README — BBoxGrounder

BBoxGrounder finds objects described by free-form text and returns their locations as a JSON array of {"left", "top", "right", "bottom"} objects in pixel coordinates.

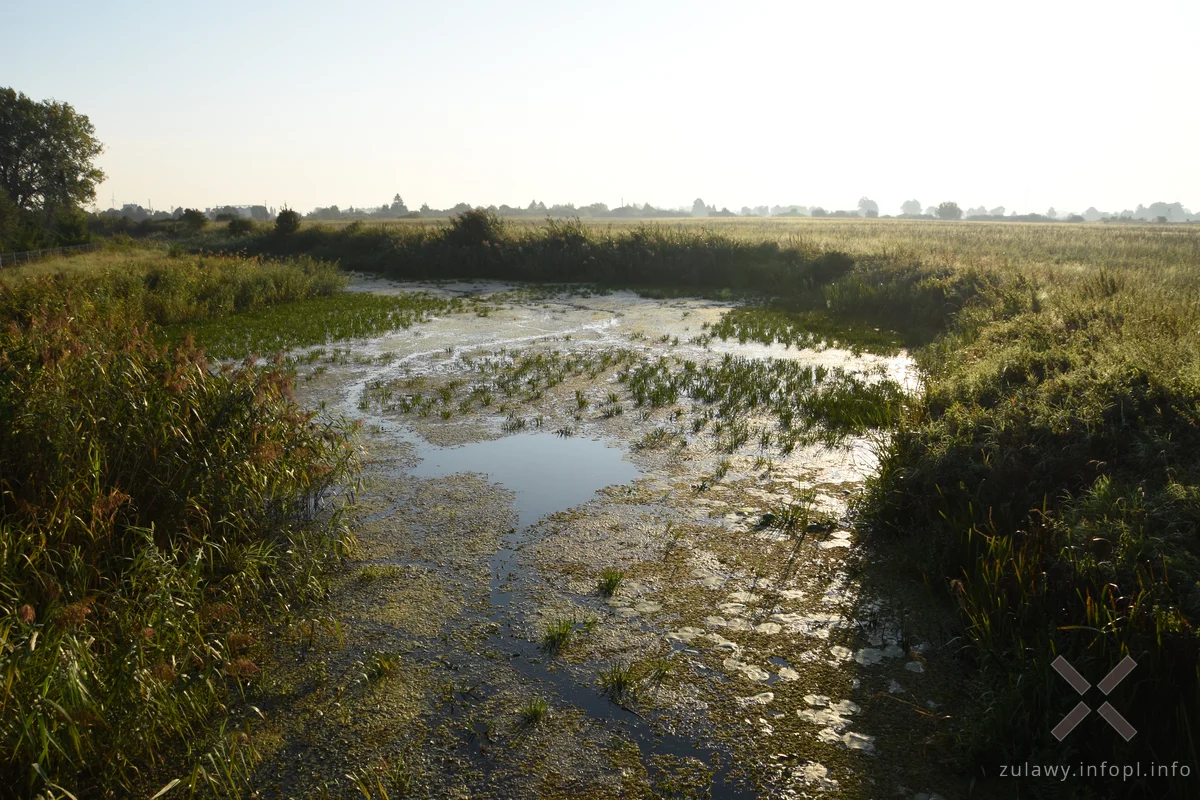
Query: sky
[{"left": 3, "top": 0, "right": 1197, "bottom": 216}]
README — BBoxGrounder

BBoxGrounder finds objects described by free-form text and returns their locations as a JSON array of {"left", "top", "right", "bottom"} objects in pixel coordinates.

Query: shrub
[
  {"left": 228, "top": 217, "right": 255, "bottom": 235},
  {"left": 445, "top": 207, "right": 506, "bottom": 248},
  {"left": 180, "top": 208, "right": 207, "bottom": 231},
  {"left": 274, "top": 207, "right": 301, "bottom": 236}
]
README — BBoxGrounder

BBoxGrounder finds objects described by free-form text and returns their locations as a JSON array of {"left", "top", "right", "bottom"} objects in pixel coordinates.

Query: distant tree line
[
  {"left": 90, "top": 192, "right": 1200, "bottom": 235},
  {"left": 276, "top": 195, "right": 1198, "bottom": 224}
]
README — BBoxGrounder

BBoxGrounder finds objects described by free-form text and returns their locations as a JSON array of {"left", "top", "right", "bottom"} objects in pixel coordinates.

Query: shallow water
[
  {"left": 404, "top": 431, "right": 755, "bottom": 796},
  {"left": 409, "top": 432, "right": 640, "bottom": 529}
]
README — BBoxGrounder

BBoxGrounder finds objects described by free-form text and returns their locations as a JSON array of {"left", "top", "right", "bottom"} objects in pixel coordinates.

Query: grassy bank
[
  {"left": 860, "top": 269, "right": 1200, "bottom": 793},
  {"left": 0, "top": 252, "right": 362, "bottom": 797}
]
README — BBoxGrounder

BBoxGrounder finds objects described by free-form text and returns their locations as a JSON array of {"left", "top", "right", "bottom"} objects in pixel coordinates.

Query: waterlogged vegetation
[
  {"left": 171, "top": 290, "right": 474, "bottom": 360},
  {"left": 365, "top": 345, "right": 904, "bottom": 452}
]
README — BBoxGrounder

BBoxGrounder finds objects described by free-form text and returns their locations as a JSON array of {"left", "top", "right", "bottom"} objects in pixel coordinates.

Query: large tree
[
  {"left": 936, "top": 201, "right": 963, "bottom": 220},
  {"left": 0, "top": 88, "right": 104, "bottom": 222}
]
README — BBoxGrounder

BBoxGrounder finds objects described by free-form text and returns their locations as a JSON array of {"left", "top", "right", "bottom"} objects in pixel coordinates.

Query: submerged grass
[{"left": 167, "top": 291, "right": 470, "bottom": 359}]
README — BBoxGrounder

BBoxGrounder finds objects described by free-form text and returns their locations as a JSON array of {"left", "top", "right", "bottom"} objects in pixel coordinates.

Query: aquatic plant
[
  {"left": 519, "top": 696, "right": 550, "bottom": 726},
  {"left": 599, "top": 661, "right": 637, "bottom": 704},
  {"left": 540, "top": 617, "right": 574, "bottom": 654},
  {"left": 597, "top": 567, "right": 626, "bottom": 597}
]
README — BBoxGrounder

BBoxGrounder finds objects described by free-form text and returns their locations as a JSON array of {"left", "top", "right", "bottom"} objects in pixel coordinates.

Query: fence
[{"left": 0, "top": 241, "right": 103, "bottom": 268}]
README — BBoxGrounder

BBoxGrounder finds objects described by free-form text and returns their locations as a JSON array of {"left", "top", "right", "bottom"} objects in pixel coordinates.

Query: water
[
  {"left": 404, "top": 429, "right": 754, "bottom": 797},
  {"left": 409, "top": 431, "right": 640, "bottom": 529}
]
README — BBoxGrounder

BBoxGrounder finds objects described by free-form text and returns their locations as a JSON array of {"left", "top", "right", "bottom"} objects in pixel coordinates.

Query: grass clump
[
  {"left": 540, "top": 617, "right": 575, "bottom": 654},
  {"left": 518, "top": 696, "right": 550, "bottom": 726},
  {"left": 599, "top": 661, "right": 637, "bottom": 704},
  {"left": 597, "top": 567, "right": 626, "bottom": 597},
  {"left": 0, "top": 277, "right": 359, "bottom": 796}
]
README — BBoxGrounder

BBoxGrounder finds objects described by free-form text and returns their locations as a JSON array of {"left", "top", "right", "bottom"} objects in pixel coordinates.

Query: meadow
[{"left": 3, "top": 215, "right": 1198, "bottom": 797}]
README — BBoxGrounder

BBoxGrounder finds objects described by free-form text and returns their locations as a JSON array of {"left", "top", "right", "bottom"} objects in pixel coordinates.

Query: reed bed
[{"left": 0, "top": 260, "right": 360, "bottom": 796}]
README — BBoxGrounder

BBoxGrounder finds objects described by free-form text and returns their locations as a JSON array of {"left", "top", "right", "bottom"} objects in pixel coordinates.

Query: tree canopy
[
  {"left": 0, "top": 88, "right": 104, "bottom": 218},
  {"left": 936, "top": 201, "right": 963, "bottom": 220}
]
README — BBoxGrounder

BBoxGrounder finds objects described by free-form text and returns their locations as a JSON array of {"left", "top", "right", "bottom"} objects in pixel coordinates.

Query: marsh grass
[
  {"left": 859, "top": 264, "right": 1200, "bottom": 784},
  {"left": 540, "top": 617, "right": 575, "bottom": 654},
  {"left": 599, "top": 661, "right": 637, "bottom": 704},
  {"left": 0, "top": 269, "right": 360, "bottom": 796},
  {"left": 518, "top": 696, "right": 550, "bottom": 726},
  {"left": 169, "top": 291, "right": 470, "bottom": 360},
  {"left": 597, "top": 567, "right": 626, "bottom": 597}
]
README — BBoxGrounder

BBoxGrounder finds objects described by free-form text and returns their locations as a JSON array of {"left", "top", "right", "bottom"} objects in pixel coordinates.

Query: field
[
  {"left": 2, "top": 217, "right": 1198, "bottom": 798},
  {"left": 281, "top": 214, "right": 1200, "bottom": 275}
]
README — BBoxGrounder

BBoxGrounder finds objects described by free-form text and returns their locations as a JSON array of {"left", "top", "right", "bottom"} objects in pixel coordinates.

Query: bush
[
  {"left": 180, "top": 208, "right": 207, "bottom": 232},
  {"left": 274, "top": 207, "right": 301, "bottom": 236},
  {"left": 0, "top": 276, "right": 359, "bottom": 795},
  {"left": 445, "top": 207, "right": 506, "bottom": 248},
  {"left": 228, "top": 217, "right": 255, "bottom": 235}
]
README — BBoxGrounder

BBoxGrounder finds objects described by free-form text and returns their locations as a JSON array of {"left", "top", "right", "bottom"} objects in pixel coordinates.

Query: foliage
[
  {"left": 173, "top": 290, "right": 468, "bottom": 359},
  {"left": 0, "top": 87, "right": 104, "bottom": 216},
  {"left": 444, "top": 207, "right": 506, "bottom": 247},
  {"left": 274, "top": 207, "right": 301, "bottom": 236},
  {"left": 180, "top": 208, "right": 207, "bottom": 232},
  {"left": 859, "top": 268, "right": 1200, "bottom": 788},
  {"left": 227, "top": 217, "right": 255, "bottom": 235},
  {"left": 936, "top": 201, "right": 963, "bottom": 220},
  {"left": 0, "top": 275, "right": 360, "bottom": 796}
]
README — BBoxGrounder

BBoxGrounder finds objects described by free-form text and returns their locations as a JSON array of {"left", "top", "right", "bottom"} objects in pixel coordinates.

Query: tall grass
[
  {"left": 1, "top": 247, "right": 347, "bottom": 325},
  {"left": 859, "top": 267, "right": 1200, "bottom": 789},
  {"left": 0, "top": 273, "right": 359, "bottom": 795}
]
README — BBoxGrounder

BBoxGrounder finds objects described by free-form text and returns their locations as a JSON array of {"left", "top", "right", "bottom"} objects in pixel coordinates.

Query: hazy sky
[{"left": 4, "top": 0, "right": 1197, "bottom": 215}]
